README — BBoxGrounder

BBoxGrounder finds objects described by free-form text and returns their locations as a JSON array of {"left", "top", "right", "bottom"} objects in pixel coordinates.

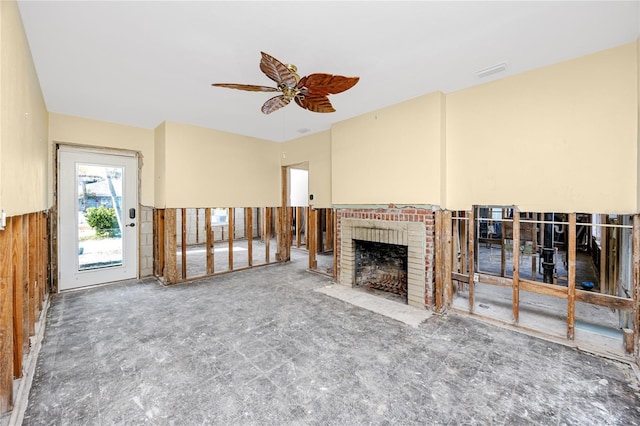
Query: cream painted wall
[
  {"left": 49, "top": 113, "right": 155, "bottom": 207},
  {"left": 281, "top": 130, "right": 332, "bottom": 208},
  {"left": 0, "top": 0, "right": 48, "bottom": 216},
  {"left": 154, "top": 122, "right": 166, "bottom": 208},
  {"left": 446, "top": 42, "right": 638, "bottom": 214},
  {"left": 161, "top": 121, "right": 280, "bottom": 208},
  {"left": 331, "top": 92, "right": 445, "bottom": 206}
]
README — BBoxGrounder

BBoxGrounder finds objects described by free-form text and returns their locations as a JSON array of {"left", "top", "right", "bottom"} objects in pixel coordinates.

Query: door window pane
[{"left": 77, "top": 164, "right": 124, "bottom": 270}]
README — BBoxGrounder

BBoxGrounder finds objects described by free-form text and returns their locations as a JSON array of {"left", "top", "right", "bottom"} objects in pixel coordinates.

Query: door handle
[{"left": 126, "top": 223, "right": 136, "bottom": 227}]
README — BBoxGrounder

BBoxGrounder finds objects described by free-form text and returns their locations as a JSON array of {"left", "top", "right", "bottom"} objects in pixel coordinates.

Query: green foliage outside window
[{"left": 84, "top": 206, "right": 120, "bottom": 238}]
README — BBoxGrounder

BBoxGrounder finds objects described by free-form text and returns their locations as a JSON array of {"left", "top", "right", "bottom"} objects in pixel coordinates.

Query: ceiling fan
[{"left": 212, "top": 52, "right": 359, "bottom": 115}]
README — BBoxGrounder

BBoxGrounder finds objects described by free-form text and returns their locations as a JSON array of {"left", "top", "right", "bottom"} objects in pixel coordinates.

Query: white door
[{"left": 58, "top": 147, "right": 138, "bottom": 290}]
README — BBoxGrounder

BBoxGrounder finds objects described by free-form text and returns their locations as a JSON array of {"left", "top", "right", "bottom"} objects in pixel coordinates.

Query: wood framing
[
  {"left": 333, "top": 209, "right": 338, "bottom": 280},
  {"left": 600, "top": 214, "right": 608, "bottom": 294},
  {"left": 228, "top": 208, "right": 234, "bottom": 270},
  {"left": 512, "top": 213, "right": 520, "bottom": 324},
  {"left": 28, "top": 213, "right": 37, "bottom": 335},
  {"left": 38, "top": 212, "right": 46, "bottom": 310},
  {"left": 246, "top": 208, "right": 253, "bottom": 267},
  {"left": 275, "top": 207, "right": 290, "bottom": 262},
  {"left": 567, "top": 213, "right": 576, "bottom": 340},
  {"left": 265, "top": 207, "right": 271, "bottom": 264},
  {"left": 205, "top": 208, "right": 214, "bottom": 274},
  {"left": 11, "top": 216, "right": 25, "bottom": 377},
  {"left": 20, "top": 217, "right": 29, "bottom": 359},
  {"left": 305, "top": 207, "right": 310, "bottom": 251},
  {"left": 164, "top": 209, "right": 178, "bottom": 284},
  {"left": 434, "top": 209, "right": 443, "bottom": 312},
  {"left": 0, "top": 219, "right": 13, "bottom": 413},
  {"left": 325, "top": 209, "right": 333, "bottom": 252},
  {"left": 467, "top": 210, "right": 475, "bottom": 314},
  {"left": 633, "top": 214, "right": 639, "bottom": 357},
  {"left": 181, "top": 208, "right": 187, "bottom": 279},
  {"left": 308, "top": 208, "right": 317, "bottom": 269},
  {"left": 153, "top": 209, "right": 165, "bottom": 277},
  {"left": 295, "top": 207, "right": 302, "bottom": 248},
  {"left": 443, "top": 211, "right": 453, "bottom": 308}
]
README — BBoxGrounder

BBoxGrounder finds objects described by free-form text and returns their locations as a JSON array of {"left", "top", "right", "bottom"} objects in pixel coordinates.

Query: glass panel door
[{"left": 58, "top": 147, "right": 138, "bottom": 290}]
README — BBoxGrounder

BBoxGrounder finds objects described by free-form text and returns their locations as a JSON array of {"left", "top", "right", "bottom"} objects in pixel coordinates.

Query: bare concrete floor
[{"left": 24, "top": 260, "right": 640, "bottom": 425}]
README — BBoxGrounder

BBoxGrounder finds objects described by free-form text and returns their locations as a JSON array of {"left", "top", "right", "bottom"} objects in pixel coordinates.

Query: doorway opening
[{"left": 56, "top": 145, "right": 139, "bottom": 291}]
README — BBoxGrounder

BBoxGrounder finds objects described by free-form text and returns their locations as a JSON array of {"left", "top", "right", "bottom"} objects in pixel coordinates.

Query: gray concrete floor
[{"left": 24, "top": 260, "right": 640, "bottom": 425}]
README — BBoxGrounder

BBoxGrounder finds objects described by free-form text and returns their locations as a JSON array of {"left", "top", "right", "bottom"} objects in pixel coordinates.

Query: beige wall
[
  {"left": 446, "top": 42, "right": 638, "bottom": 213},
  {"left": 0, "top": 0, "right": 48, "bottom": 216},
  {"left": 154, "top": 122, "right": 167, "bottom": 208},
  {"left": 160, "top": 121, "right": 280, "bottom": 208},
  {"left": 281, "top": 130, "right": 332, "bottom": 208},
  {"left": 49, "top": 113, "right": 155, "bottom": 207},
  {"left": 331, "top": 92, "right": 445, "bottom": 206}
]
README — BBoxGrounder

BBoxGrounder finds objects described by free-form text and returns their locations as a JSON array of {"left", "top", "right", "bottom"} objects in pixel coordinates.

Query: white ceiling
[{"left": 17, "top": 1, "right": 640, "bottom": 143}]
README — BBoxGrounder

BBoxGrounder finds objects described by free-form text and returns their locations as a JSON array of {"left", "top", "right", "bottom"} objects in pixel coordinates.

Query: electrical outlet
[{"left": 473, "top": 273, "right": 479, "bottom": 283}]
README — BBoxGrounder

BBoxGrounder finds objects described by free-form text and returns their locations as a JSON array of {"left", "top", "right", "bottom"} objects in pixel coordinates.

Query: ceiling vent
[{"left": 474, "top": 61, "right": 508, "bottom": 79}]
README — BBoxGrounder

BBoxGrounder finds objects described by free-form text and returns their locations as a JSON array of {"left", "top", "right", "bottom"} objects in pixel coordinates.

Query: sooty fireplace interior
[{"left": 355, "top": 240, "right": 408, "bottom": 302}]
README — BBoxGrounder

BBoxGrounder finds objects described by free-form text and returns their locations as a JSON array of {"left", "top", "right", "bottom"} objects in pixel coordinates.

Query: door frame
[{"left": 54, "top": 144, "right": 140, "bottom": 292}]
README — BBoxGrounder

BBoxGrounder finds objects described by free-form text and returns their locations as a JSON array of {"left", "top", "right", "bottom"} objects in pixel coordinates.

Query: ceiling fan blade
[
  {"left": 295, "top": 95, "right": 335, "bottom": 113},
  {"left": 298, "top": 74, "right": 359, "bottom": 96},
  {"left": 261, "top": 95, "right": 291, "bottom": 114},
  {"left": 212, "top": 83, "right": 279, "bottom": 92},
  {"left": 259, "top": 52, "right": 298, "bottom": 87}
]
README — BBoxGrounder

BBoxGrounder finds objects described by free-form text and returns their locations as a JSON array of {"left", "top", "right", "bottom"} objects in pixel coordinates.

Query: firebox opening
[{"left": 354, "top": 240, "right": 408, "bottom": 303}]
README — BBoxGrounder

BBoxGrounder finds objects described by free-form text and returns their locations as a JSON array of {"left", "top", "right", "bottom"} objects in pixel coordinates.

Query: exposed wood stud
[
  {"left": 12, "top": 217, "right": 24, "bottom": 378},
  {"left": 228, "top": 208, "right": 234, "bottom": 270},
  {"left": 460, "top": 213, "right": 468, "bottom": 275},
  {"left": 181, "top": 208, "right": 187, "bottom": 280},
  {"left": 452, "top": 214, "right": 460, "bottom": 274},
  {"left": 265, "top": 208, "right": 271, "bottom": 264},
  {"left": 28, "top": 213, "right": 37, "bottom": 335},
  {"left": 315, "top": 209, "right": 323, "bottom": 254},
  {"left": 468, "top": 209, "right": 475, "bottom": 314},
  {"left": 632, "top": 214, "right": 639, "bottom": 357},
  {"left": 444, "top": 210, "right": 453, "bottom": 308},
  {"left": 296, "top": 207, "right": 302, "bottom": 248},
  {"left": 275, "top": 206, "right": 290, "bottom": 262},
  {"left": 36, "top": 213, "right": 43, "bottom": 311},
  {"left": 308, "top": 209, "right": 317, "bottom": 269},
  {"left": 305, "top": 207, "right": 310, "bottom": 248},
  {"left": 500, "top": 209, "right": 507, "bottom": 277},
  {"left": 286, "top": 207, "right": 292, "bottom": 260},
  {"left": 41, "top": 212, "right": 48, "bottom": 302},
  {"left": 205, "top": 208, "right": 213, "bottom": 274},
  {"left": 512, "top": 212, "right": 520, "bottom": 324},
  {"left": 434, "top": 209, "right": 443, "bottom": 312},
  {"left": 0, "top": 219, "right": 14, "bottom": 413},
  {"left": 567, "top": 213, "right": 577, "bottom": 340},
  {"left": 164, "top": 209, "right": 178, "bottom": 284},
  {"left": 326, "top": 209, "right": 333, "bottom": 252},
  {"left": 333, "top": 209, "right": 338, "bottom": 280},
  {"left": 600, "top": 214, "right": 608, "bottom": 294},
  {"left": 246, "top": 208, "right": 253, "bottom": 267},
  {"left": 153, "top": 209, "right": 165, "bottom": 277},
  {"left": 21, "top": 216, "right": 29, "bottom": 359},
  {"left": 195, "top": 208, "right": 200, "bottom": 244}
]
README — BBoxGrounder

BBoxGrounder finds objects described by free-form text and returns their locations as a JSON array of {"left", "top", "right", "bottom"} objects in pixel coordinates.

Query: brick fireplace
[{"left": 336, "top": 207, "right": 436, "bottom": 309}]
